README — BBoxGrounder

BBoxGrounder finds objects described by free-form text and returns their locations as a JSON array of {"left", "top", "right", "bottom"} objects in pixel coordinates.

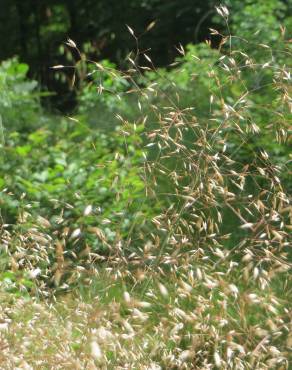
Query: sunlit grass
[
  {"left": 0, "top": 264, "right": 290, "bottom": 368},
  {"left": 0, "top": 5, "right": 291, "bottom": 369}
]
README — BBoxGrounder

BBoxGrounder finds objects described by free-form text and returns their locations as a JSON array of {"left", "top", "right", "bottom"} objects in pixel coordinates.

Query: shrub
[
  {"left": 0, "top": 115, "right": 154, "bottom": 286},
  {"left": 0, "top": 58, "right": 44, "bottom": 134}
]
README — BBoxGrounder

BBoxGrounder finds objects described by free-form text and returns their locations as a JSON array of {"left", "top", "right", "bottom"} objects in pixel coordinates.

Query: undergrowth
[{"left": 0, "top": 4, "right": 291, "bottom": 369}]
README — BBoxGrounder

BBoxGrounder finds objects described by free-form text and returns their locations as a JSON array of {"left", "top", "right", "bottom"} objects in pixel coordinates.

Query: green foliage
[
  {"left": 223, "top": 0, "right": 289, "bottom": 45},
  {"left": 0, "top": 270, "right": 35, "bottom": 298},
  {"left": 0, "top": 58, "right": 42, "bottom": 133},
  {"left": 142, "top": 35, "right": 291, "bottom": 194},
  {"left": 76, "top": 60, "right": 135, "bottom": 130},
  {"left": 0, "top": 3, "right": 291, "bottom": 368},
  {"left": 0, "top": 63, "right": 154, "bottom": 282},
  {"left": 0, "top": 0, "right": 215, "bottom": 111},
  {"left": 0, "top": 118, "right": 150, "bottom": 268},
  {"left": 144, "top": 43, "right": 221, "bottom": 114}
]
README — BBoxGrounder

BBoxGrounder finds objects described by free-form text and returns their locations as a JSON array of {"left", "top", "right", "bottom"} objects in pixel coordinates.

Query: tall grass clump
[{"left": 0, "top": 4, "right": 291, "bottom": 369}]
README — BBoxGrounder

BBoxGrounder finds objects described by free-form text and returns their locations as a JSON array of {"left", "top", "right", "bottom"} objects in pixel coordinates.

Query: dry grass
[
  {"left": 0, "top": 6, "right": 291, "bottom": 369},
  {"left": 0, "top": 267, "right": 290, "bottom": 369}
]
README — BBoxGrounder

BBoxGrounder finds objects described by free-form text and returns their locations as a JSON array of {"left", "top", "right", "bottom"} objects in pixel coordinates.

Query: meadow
[{"left": 0, "top": 3, "right": 291, "bottom": 369}]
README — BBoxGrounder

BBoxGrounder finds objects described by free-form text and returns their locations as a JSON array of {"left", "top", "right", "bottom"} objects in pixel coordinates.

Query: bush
[
  {"left": 0, "top": 115, "right": 154, "bottom": 286},
  {"left": 0, "top": 58, "right": 44, "bottom": 134}
]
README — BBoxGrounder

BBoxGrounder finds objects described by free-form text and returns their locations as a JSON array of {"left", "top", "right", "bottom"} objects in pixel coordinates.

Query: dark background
[
  {"left": 0, "top": 0, "right": 289, "bottom": 111},
  {"left": 0, "top": 0, "right": 218, "bottom": 110}
]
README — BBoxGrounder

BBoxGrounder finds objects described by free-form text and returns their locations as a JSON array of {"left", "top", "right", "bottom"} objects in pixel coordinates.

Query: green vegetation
[{"left": 0, "top": 1, "right": 291, "bottom": 369}]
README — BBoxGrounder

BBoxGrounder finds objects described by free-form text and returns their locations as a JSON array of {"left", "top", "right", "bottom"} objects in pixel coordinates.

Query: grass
[
  {"left": 0, "top": 264, "right": 290, "bottom": 369},
  {"left": 0, "top": 5, "right": 291, "bottom": 369}
]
